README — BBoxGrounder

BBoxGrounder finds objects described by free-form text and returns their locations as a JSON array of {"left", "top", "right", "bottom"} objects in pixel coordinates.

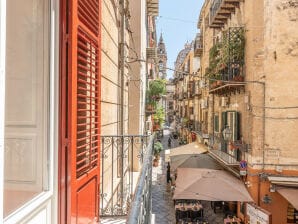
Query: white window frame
[
  {"left": 1, "top": 0, "right": 59, "bottom": 223},
  {"left": 0, "top": 0, "right": 7, "bottom": 221}
]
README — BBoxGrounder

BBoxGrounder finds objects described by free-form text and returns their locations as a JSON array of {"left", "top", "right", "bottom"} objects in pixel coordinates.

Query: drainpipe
[
  {"left": 119, "top": 0, "right": 126, "bottom": 209},
  {"left": 119, "top": 0, "right": 125, "bottom": 135},
  {"left": 247, "top": 81, "right": 265, "bottom": 206},
  {"left": 258, "top": 81, "right": 266, "bottom": 206}
]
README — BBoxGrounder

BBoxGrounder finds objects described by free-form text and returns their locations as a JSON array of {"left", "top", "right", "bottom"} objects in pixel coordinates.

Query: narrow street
[
  {"left": 151, "top": 129, "right": 177, "bottom": 223},
  {"left": 152, "top": 130, "right": 224, "bottom": 224}
]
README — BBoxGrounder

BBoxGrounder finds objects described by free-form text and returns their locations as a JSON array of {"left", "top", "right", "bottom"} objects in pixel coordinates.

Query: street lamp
[{"left": 222, "top": 125, "right": 232, "bottom": 141}]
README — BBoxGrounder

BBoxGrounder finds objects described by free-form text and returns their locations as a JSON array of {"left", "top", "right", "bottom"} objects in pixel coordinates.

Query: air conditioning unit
[
  {"left": 201, "top": 99, "right": 208, "bottom": 109},
  {"left": 221, "top": 97, "right": 228, "bottom": 107}
]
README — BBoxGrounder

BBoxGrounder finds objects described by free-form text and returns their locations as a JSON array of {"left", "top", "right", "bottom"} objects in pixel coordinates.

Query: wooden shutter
[
  {"left": 76, "top": 27, "right": 100, "bottom": 178},
  {"left": 59, "top": 0, "right": 101, "bottom": 223},
  {"left": 221, "top": 111, "right": 227, "bottom": 131}
]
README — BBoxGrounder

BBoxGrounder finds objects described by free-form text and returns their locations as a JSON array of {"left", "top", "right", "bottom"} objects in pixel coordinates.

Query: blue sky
[{"left": 156, "top": 0, "right": 204, "bottom": 78}]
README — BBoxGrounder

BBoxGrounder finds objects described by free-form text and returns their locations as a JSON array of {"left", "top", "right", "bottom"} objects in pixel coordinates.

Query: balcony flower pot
[
  {"left": 153, "top": 158, "right": 159, "bottom": 167},
  {"left": 233, "top": 75, "right": 244, "bottom": 82},
  {"left": 216, "top": 80, "right": 223, "bottom": 86}
]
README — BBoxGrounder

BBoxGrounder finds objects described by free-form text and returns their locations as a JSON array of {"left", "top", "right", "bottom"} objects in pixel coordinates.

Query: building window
[
  {"left": 287, "top": 203, "right": 298, "bottom": 223},
  {"left": 214, "top": 114, "right": 219, "bottom": 133},
  {"left": 4, "top": 0, "right": 50, "bottom": 217}
]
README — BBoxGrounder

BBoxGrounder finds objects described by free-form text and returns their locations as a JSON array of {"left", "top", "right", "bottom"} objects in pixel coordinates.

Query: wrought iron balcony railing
[
  {"left": 209, "top": 0, "right": 240, "bottom": 28},
  {"left": 127, "top": 134, "right": 155, "bottom": 224},
  {"left": 194, "top": 33, "right": 203, "bottom": 57},
  {"left": 100, "top": 135, "right": 150, "bottom": 217}
]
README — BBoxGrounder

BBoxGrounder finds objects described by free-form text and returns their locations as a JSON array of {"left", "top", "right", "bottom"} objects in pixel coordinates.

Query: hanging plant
[{"left": 207, "top": 27, "right": 245, "bottom": 83}]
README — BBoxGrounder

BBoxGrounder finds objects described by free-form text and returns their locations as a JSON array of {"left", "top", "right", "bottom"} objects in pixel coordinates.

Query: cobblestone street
[{"left": 151, "top": 130, "right": 224, "bottom": 224}]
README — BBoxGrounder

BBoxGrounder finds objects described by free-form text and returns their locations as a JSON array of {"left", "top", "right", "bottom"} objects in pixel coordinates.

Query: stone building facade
[{"left": 196, "top": 0, "right": 298, "bottom": 223}]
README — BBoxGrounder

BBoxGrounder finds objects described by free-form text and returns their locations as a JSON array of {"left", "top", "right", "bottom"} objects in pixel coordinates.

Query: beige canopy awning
[
  {"left": 173, "top": 168, "right": 253, "bottom": 202},
  {"left": 165, "top": 142, "right": 207, "bottom": 162},
  {"left": 277, "top": 187, "right": 298, "bottom": 210},
  {"left": 169, "top": 154, "right": 223, "bottom": 171}
]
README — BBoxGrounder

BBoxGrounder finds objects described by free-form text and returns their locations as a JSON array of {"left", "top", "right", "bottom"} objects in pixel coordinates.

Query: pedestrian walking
[
  {"left": 166, "top": 162, "right": 171, "bottom": 183},
  {"left": 168, "top": 137, "right": 172, "bottom": 147}
]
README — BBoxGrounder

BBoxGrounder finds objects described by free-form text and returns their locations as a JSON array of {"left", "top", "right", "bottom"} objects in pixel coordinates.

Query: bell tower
[{"left": 157, "top": 33, "right": 167, "bottom": 79}]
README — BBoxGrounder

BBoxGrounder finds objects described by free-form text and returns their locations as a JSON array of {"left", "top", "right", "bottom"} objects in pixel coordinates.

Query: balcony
[
  {"left": 126, "top": 134, "right": 155, "bottom": 223},
  {"left": 209, "top": 149, "right": 239, "bottom": 166},
  {"left": 145, "top": 104, "right": 156, "bottom": 115},
  {"left": 188, "top": 81, "right": 195, "bottom": 98},
  {"left": 194, "top": 33, "right": 203, "bottom": 57},
  {"left": 100, "top": 135, "right": 151, "bottom": 217},
  {"left": 146, "top": 47, "right": 157, "bottom": 59},
  {"left": 147, "top": 0, "right": 159, "bottom": 17},
  {"left": 193, "top": 82, "right": 202, "bottom": 96},
  {"left": 209, "top": 0, "right": 241, "bottom": 28},
  {"left": 178, "top": 93, "right": 183, "bottom": 101},
  {"left": 208, "top": 27, "right": 245, "bottom": 95}
]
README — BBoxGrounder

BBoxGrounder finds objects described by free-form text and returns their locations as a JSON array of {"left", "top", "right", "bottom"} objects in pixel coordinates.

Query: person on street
[
  {"left": 168, "top": 137, "right": 171, "bottom": 147},
  {"left": 166, "top": 162, "right": 171, "bottom": 183}
]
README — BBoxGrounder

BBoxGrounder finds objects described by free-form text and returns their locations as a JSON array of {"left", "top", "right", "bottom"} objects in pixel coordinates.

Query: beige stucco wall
[
  {"left": 261, "top": 0, "right": 298, "bottom": 167},
  {"left": 199, "top": 0, "right": 298, "bottom": 170},
  {"left": 101, "top": 0, "right": 131, "bottom": 212},
  {"left": 101, "top": 0, "right": 120, "bottom": 135},
  {"left": 128, "top": 0, "right": 146, "bottom": 136}
]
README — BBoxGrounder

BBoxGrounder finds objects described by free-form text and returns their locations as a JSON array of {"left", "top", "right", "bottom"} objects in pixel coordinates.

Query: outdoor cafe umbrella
[
  {"left": 165, "top": 142, "right": 207, "bottom": 162},
  {"left": 169, "top": 154, "right": 223, "bottom": 171},
  {"left": 173, "top": 168, "right": 253, "bottom": 202}
]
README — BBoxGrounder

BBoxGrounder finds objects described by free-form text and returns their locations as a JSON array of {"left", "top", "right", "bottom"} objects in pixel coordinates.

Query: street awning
[
  {"left": 165, "top": 142, "right": 207, "bottom": 162},
  {"left": 173, "top": 168, "right": 253, "bottom": 202},
  {"left": 277, "top": 187, "right": 298, "bottom": 210},
  {"left": 169, "top": 154, "right": 223, "bottom": 171}
]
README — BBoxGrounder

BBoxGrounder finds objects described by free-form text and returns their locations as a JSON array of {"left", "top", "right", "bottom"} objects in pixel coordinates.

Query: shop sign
[
  {"left": 247, "top": 203, "right": 271, "bottom": 224},
  {"left": 239, "top": 160, "right": 247, "bottom": 176}
]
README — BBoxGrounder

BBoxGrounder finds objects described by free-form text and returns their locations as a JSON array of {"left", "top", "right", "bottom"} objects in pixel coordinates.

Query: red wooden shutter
[
  {"left": 76, "top": 27, "right": 100, "bottom": 178},
  {"left": 60, "top": 0, "right": 101, "bottom": 223}
]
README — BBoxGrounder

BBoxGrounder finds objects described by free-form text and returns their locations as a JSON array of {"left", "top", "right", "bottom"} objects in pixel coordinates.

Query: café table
[{"left": 224, "top": 217, "right": 241, "bottom": 224}]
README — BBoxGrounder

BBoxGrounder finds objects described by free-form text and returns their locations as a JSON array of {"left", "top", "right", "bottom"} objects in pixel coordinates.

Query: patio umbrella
[
  {"left": 165, "top": 142, "right": 207, "bottom": 162},
  {"left": 169, "top": 154, "right": 223, "bottom": 171},
  {"left": 173, "top": 168, "right": 253, "bottom": 202}
]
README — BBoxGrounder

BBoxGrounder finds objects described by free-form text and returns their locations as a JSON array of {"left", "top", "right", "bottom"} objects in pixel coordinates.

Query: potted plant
[{"left": 153, "top": 141, "right": 163, "bottom": 167}]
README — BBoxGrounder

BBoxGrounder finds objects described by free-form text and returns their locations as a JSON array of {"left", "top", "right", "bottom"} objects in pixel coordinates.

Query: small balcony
[
  {"left": 100, "top": 135, "right": 152, "bottom": 218},
  {"left": 208, "top": 27, "right": 245, "bottom": 95},
  {"left": 146, "top": 47, "right": 157, "bottom": 59},
  {"left": 188, "top": 81, "right": 195, "bottom": 98},
  {"left": 209, "top": 0, "right": 241, "bottom": 28},
  {"left": 145, "top": 104, "right": 156, "bottom": 115},
  {"left": 194, "top": 33, "right": 203, "bottom": 57},
  {"left": 178, "top": 92, "right": 183, "bottom": 101},
  {"left": 194, "top": 84, "right": 202, "bottom": 96},
  {"left": 147, "top": 0, "right": 159, "bottom": 16}
]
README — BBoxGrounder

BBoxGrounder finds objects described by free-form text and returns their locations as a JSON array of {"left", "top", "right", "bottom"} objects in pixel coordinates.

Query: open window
[{"left": 4, "top": 0, "right": 50, "bottom": 218}]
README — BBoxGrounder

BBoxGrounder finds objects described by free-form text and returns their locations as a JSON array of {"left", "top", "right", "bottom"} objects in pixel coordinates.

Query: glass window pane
[{"left": 4, "top": 0, "right": 49, "bottom": 217}]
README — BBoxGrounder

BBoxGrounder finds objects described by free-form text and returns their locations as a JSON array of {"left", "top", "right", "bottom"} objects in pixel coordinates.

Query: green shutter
[
  {"left": 221, "top": 111, "right": 227, "bottom": 131},
  {"left": 214, "top": 115, "right": 219, "bottom": 132},
  {"left": 236, "top": 112, "right": 241, "bottom": 140}
]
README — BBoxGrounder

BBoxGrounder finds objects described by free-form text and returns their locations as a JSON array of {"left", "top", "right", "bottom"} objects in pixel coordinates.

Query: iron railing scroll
[
  {"left": 126, "top": 134, "right": 155, "bottom": 224},
  {"left": 100, "top": 135, "right": 149, "bottom": 217}
]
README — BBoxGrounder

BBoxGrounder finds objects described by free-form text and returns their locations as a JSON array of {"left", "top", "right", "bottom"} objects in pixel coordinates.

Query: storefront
[{"left": 246, "top": 203, "right": 271, "bottom": 224}]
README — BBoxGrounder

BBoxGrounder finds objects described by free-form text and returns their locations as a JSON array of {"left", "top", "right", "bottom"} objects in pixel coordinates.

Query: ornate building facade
[{"left": 157, "top": 34, "right": 168, "bottom": 79}]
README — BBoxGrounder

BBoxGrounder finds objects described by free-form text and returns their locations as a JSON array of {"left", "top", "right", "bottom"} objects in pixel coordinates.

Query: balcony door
[{"left": 59, "top": 0, "right": 101, "bottom": 223}]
